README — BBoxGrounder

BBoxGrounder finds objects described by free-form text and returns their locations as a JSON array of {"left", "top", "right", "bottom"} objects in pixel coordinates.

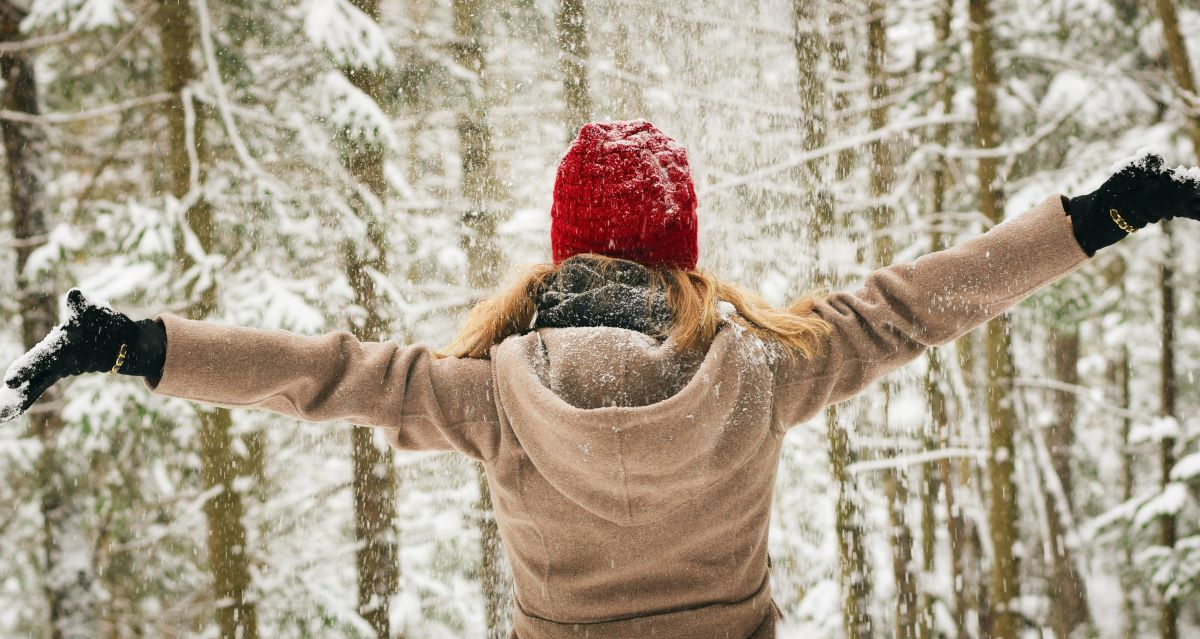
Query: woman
[{"left": 3, "top": 120, "right": 1199, "bottom": 638}]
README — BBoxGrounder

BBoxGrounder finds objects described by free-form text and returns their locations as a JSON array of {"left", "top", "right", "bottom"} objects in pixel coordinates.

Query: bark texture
[
  {"left": 1152, "top": 3, "right": 1193, "bottom": 636},
  {"left": 452, "top": 1, "right": 510, "bottom": 635},
  {"left": 1046, "top": 329, "right": 1089, "bottom": 636},
  {"left": 1156, "top": 221, "right": 1178, "bottom": 639},
  {"left": 793, "top": 3, "right": 872, "bottom": 635},
  {"left": 338, "top": 1, "right": 402, "bottom": 635},
  {"left": 969, "top": 2, "right": 1022, "bottom": 637},
  {"left": 1102, "top": 256, "right": 1139, "bottom": 638},
  {"left": 157, "top": 1, "right": 257, "bottom": 636},
  {"left": 557, "top": 0, "right": 592, "bottom": 137},
  {"left": 924, "top": 5, "right": 959, "bottom": 636},
  {"left": 1, "top": 3, "right": 96, "bottom": 636},
  {"left": 865, "top": 5, "right": 918, "bottom": 636}
]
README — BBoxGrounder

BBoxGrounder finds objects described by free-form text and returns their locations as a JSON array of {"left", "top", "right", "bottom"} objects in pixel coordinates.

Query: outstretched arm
[
  {"left": 773, "top": 193, "right": 1088, "bottom": 428},
  {"left": 2, "top": 294, "right": 500, "bottom": 461},
  {"left": 145, "top": 314, "right": 501, "bottom": 460},
  {"left": 772, "top": 151, "right": 1200, "bottom": 428}
]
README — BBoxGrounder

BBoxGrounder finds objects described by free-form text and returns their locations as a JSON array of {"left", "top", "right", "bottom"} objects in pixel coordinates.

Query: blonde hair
[{"left": 437, "top": 253, "right": 834, "bottom": 361}]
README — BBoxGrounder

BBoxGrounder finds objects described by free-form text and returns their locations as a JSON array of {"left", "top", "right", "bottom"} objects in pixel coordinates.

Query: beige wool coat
[{"left": 145, "top": 194, "right": 1090, "bottom": 638}]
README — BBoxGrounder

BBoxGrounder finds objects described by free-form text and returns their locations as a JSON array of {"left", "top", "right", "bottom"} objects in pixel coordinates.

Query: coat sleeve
[
  {"left": 143, "top": 314, "right": 501, "bottom": 461},
  {"left": 773, "top": 194, "right": 1090, "bottom": 429}
]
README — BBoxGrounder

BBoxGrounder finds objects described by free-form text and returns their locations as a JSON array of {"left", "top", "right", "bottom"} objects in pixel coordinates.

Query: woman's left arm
[
  {"left": 147, "top": 314, "right": 501, "bottom": 461},
  {"left": 773, "top": 193, "right": 1089, "bottom": 428}
]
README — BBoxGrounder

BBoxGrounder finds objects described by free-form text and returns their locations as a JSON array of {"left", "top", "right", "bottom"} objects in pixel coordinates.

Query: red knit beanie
[{"left": 551, "top": 120, "right": 699, "bottom": 270}]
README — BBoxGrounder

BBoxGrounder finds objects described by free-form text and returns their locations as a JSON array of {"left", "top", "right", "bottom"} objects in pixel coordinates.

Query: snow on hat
[{"left": 551, "top": 120, "right": 699, "bottom": 270}]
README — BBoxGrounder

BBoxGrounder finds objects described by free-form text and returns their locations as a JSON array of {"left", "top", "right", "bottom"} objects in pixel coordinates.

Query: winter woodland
[{"left": 1, "top": 0, "right": 1199, "bottom": 637}]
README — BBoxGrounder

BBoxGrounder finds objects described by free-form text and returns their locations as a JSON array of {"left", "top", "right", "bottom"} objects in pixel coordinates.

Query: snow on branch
[
  {"left": 314, "top": 71, "right": 399, "bottom": 152},
  {"left": 847, "top": 447, "right": 988, "bottom": 475},
  {"left": 22, "top": 0, "right": 132, "bottom": 32},
  {"left": 1133, "top": 483, "right": 1189, "bottom": 530},
  {"left": 194, "top": 0, "right": 273, "bottom": 187},
  {"left": 304, "top": 0, "right": 395, "bottom": 70},
  {"left": 1171, "top": 452, "right": 1200, "bottom": 482}
]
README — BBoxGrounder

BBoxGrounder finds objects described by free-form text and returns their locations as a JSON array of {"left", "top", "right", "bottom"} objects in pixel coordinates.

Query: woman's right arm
[
  {"left": 145, "top": 313, "right": 501, "bottom": 460},
  {"left": 2, "top": 294, "right": 500, "bottom": 461}
]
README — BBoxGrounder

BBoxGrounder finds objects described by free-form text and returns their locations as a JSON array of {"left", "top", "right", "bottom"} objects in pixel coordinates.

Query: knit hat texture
[{"left": 551, "top": 120, "right": 699, "bottom": 270}]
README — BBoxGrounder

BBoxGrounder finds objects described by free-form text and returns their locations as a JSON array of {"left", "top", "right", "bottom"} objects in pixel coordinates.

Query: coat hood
[{"left": 491, "top": 321, "right": 782, "bottom": 527}]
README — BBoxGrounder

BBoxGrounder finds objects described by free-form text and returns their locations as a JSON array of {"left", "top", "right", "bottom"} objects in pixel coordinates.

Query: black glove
[
  {"left": 0, "top": 289, "right": 166, "bottom": 423},
  {"left": 1064, "top": 151, "right": 1200, "bottom": 256}
]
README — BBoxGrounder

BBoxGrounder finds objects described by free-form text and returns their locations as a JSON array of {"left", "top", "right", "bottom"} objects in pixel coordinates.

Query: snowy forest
[{"left": 2, "top": 0, "right": 1200, "bottom": 637}]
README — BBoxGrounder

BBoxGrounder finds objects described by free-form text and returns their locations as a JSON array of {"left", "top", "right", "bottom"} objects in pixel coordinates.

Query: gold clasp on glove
[
  {"left": 1109, "top": 208, "right": 1138, "bottom": 233},
  {"left": 108, "top": 343, "right": 128, "bottom": 375}
]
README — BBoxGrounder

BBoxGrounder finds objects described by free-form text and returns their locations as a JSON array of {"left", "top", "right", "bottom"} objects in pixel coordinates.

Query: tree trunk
[
  {"left": 334, "top": 1, "right": 402, "bottom": 635},
  {"left": 968, "top": 2, "right": 1021, "bottom": 637},
  {"left": 1103, "top": 255, "right": 1139, "bottom": 637},
  {"left": 1, "top": 4, "right": 98, "bottom": 637},
  {"left": 1157, "top": 221, "right": 1178, "bottom": 639},
  {"left": 1155, "top": 0, "right": 1200, "bottom": 153},
  {"left": 1152, "top": 4, "right": 1194, "bottom": 635},
  {"left": 794, "top": 3, "right": 872, "bottom": 635},
  {"left": 452, "top": 1, "right": 510, "bottom": 636},
  {"left": 933, "top": 351, "right": 970, "bottom": 639},
  {"left": 1046, "top": 329, "right": 1090, "bottom": 636},
  {"left": 865, "top": 5, "right": 918, "bottom": 635},
  {"left": 825, "top": 1, "right": 855, "bottom": 181},
  {"left": 196, "top": 411, "right": 256, "bottom": 639},
  {"left": 610, "top": 21, "right": 646, "bottom": 120},
  {"left": 885, "top": 470, "right": 919, "bottom": 639},
  {"left": 557, "top": 0, "right": 592, "bottom": 138},
  {"left": 918, "top": 413, "right": 938, "bottom": 639},
  {"left": 925, "top": 5, "right": 963, "bottom": 634},
  {"left": 156, "top": 1, "right": 257, "bottom": 636},
  {"left": 793, "top": 0, "right": 836, "bottom": 279},
  {"left": 828, "top": 413, "right": 874, "bottom": 639}
]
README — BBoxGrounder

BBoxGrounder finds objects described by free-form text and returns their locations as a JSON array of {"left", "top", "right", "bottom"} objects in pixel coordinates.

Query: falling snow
[{"left": 1, "top": 1, "right": 1199, "bottom": 638}]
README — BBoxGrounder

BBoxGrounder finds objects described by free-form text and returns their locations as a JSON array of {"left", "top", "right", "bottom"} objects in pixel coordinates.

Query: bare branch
[
  {"left": 1013, "top": 376, "right": 1146, "bottom": 422},
  {"left": 0, "top": 92, "right": 170, "bottom": 125},
  {"left": 0, "top": 232, "right": 48, "bottom": 248},
  {"left": 0, "top": 30, "right": 74, "bottom": 53},
  {"left": 706, "top": 113, "right": 971, "bottom": 194}
]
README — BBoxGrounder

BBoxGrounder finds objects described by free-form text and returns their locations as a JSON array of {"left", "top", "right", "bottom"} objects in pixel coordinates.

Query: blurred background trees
[{"left": 2, "top": 0, "right": 1200, "bottom": 637}]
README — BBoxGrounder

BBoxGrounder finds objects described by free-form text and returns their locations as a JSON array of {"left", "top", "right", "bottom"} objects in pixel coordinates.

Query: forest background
[{"left": 1, "top": 0, "right": 1199, "bottom": 638}]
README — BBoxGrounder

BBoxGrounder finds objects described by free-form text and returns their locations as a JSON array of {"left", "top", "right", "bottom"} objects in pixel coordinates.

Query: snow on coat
[{"left": 143, "top": 194, "right": 1089, "bottom": 638}]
